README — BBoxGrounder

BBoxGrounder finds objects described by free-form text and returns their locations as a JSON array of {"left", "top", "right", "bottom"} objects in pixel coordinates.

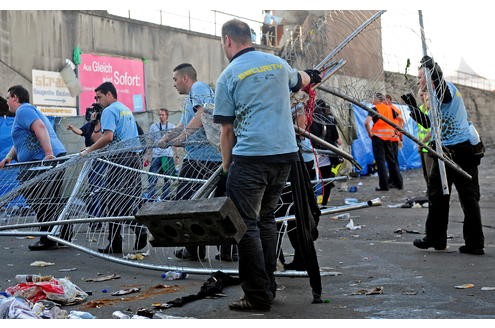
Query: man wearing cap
[{"left": 364, "top": 92, "right": 404, "bottom": 191}]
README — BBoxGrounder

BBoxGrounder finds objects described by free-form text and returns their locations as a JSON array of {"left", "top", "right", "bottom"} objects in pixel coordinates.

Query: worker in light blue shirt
[
  {"left": 82, "top": 81, "right": 146, "bottom": 255},
  {"left": 9, "top": 103, "right": 66, "bottom": 162},
  {"left": 409, "top": 56, "right": 485, "bottom": 256},
  {"left": 0, "top": 85, "right": 68, "bottom": 251},
  {"left": 158, "top": 63, "right": 221, "bottom": 261},
  {"left": 213, "top": 19, "right": 322, "bottom": 312}
]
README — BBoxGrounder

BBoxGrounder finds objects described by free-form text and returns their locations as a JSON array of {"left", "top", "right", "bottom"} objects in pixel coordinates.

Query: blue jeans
[
  {"left": 147, "top": 156, "right": 175, "bottom": 199},
  {"left": 227, "top": 160, "right": 291, "bottom": 307},
  {"left": 87, "top": 161, "right": 106, "bottom": 217}
]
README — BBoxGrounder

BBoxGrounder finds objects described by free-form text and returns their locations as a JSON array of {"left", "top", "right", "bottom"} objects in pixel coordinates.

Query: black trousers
[
  {"left": 371, "top": 136, "right": 403, "bottom": 189},
  {"left": 425, "top": 141, "right": 484, "bottom": 248},
  {"left": 20, "top": 156, "right": 72, "bottom": 241}
]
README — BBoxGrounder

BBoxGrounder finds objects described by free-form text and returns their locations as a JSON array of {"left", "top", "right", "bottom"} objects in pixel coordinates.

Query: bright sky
[
  {"left": 9, "top": 0, "right": 495, "bottom": 81},
  {"left": 382, "top": 8, "right": 495, "bottom": 81}
]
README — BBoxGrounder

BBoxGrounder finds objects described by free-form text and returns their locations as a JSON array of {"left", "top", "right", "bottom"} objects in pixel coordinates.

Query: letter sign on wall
[
  {"left": 78, "top": 54, "right": 146, "bottom": 115},
  {"left": 32, "top": 69, "right": 77, "bottom": 116}
]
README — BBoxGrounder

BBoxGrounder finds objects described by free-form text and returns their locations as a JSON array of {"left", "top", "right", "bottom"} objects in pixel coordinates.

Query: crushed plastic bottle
[
  {"left": 333, "top": 213, "right": 351, "bottom": 220},
  {"left": 111, "top": 287, "right": 141, "bottom": 296},
  {"left": 15, "top": 274, "right": 53, "bottom": 283},
  {"left": 161, "top": 271, "right": 188, "bottom": 281}
]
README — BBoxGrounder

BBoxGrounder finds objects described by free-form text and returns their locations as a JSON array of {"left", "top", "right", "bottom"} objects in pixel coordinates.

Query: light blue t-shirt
[
  {"left": 12, "top": 103, "right": 66, "bottom": 162},
  {"left": 149, "top": 121, "right": 175, "bottom": 158},
  {"left": 213, "top": 49, "right": 299, "bottom": 158},
  {"left": 100, "top": 101, "right": 139, "bottom": 148},
  {"left": 180, "top": 81, "right": 221, "bottom": 162},
  {"left": 437, "top": 82, "right": 471, "bottom": 146}
]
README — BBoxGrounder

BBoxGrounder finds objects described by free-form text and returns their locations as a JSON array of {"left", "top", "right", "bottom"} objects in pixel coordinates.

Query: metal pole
[
  {"left": 213, "top": 10, "right": 217, "bottom": 36},
  {"left": 418, "top": 10, "right": 449, "bottom": 195},
  {"left": 418, "top": 10, "right": 428, "bottom": 56},
  {"left": 315, "top": 10, "right": 386, "bottom": 71}
]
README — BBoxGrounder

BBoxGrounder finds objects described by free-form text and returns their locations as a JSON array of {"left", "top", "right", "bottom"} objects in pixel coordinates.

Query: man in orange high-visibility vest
[{"left": 364, "top": 92, "right": 404, "bottom": 191}]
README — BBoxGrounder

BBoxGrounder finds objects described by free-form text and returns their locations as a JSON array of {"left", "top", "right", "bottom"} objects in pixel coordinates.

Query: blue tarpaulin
[
  {"left": 0, "top": 116, "right": 14, "bottom": 160},
  {"left": 351, "top": 103, "right": 422, "bottom": 176}
]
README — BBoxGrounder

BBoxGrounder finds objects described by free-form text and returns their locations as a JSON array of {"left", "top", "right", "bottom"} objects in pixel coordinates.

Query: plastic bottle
[
  {"left": 333, "top": 213, "right": 350, "bottom": 220},
  {"left": 468, "top": 122, "right": 481, "bottom": 145},
  {"left": 15, "top": 274, "right": 53, "bottom": 283},
  {"left": 161, "top": 271, "right": 188, "bottom": 281}
]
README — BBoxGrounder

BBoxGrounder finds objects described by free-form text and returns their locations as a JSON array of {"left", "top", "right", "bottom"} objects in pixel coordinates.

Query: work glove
[
  {"left": 420, "top": 56, "right": 444, "bottom": 86},
  {"left": 215, "top": 169, "right": 228, "bottom": 197},
  {"left": 401, "top": 93, "right": 418, "bottom": 109},
  {"left": 304, "top": 69, "right": 322, "bottom": 84}
]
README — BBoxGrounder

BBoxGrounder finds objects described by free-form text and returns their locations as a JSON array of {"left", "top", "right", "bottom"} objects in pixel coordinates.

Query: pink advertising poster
[{"left": 78, "top": 54, "right": 146, "bottom": 115}]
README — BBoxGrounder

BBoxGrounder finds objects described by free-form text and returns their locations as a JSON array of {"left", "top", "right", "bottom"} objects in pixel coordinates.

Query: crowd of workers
[{"left": 0, "top": 16, "right": 486, "bottom": 313}]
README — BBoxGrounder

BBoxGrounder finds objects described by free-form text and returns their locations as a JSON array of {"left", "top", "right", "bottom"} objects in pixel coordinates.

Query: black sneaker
[
  {"left": 98, "top": 241, "right": 123, "bottom": 254},
  {"left": 28, "top": 239, "right": 58, "bottom": 251},
  {"left": 134, "top": 233, "right": 148, "bottom": 251},
  {"left": 174, "top": 248, "right": 204, "bottom": 261},
  {"left": 283, "top": 261, "right": 306, "bottom": 271},
  {"left": 229, "top": 298, "right": 271, "bottom": 312},
  {"left": 413, "top": 238, "right": 446, "bottom": 250},
  {"left": 459, "top": 245, "right": 484, "bottom": 255},
  {"left": 388, "top": 183, "right": 403, "bottom": 190}
]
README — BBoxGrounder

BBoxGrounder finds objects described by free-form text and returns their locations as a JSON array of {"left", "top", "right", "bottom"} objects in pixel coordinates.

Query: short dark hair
[
  {"left": 222, "top": 19, "right": 252, "bottom": 44},
  {"left": 8, "top": 85, "right": 30, "bottom": 103},
  {"left": 173, "top": 63, "right": 197, "bottom": 80},
  {"left": 159, "top": 108, "right": 169, "bottom": 115},
  {"left": 95, "top": 81, "right": 117, "bottom": 99},
  {"left": 0, "top": 96, "right": 11, "bottom": 116}
]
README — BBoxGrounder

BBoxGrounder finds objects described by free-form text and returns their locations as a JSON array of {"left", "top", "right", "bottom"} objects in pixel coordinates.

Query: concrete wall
[
  {"left": 0, "top": 10, "right": 492, "bottom": 154},
  {"left": 384, "top": 71, "right": 495, "bottom": 145},
  {"left": 0, "top": 10, "right": 233, "bottom": 153}
]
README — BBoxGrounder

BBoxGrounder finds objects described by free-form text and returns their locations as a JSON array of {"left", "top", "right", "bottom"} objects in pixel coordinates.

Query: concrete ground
[{"left": 1, "top": 147, "right": 494, "bottom": 320}]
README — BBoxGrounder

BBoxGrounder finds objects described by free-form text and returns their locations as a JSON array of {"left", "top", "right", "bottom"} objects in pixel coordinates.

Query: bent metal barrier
[
  {"left": 0, "top": 11, "right": 390, "bottom": 277},
  {"left": 0, "top": 130, "right": 380, "bottom": 276}
]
